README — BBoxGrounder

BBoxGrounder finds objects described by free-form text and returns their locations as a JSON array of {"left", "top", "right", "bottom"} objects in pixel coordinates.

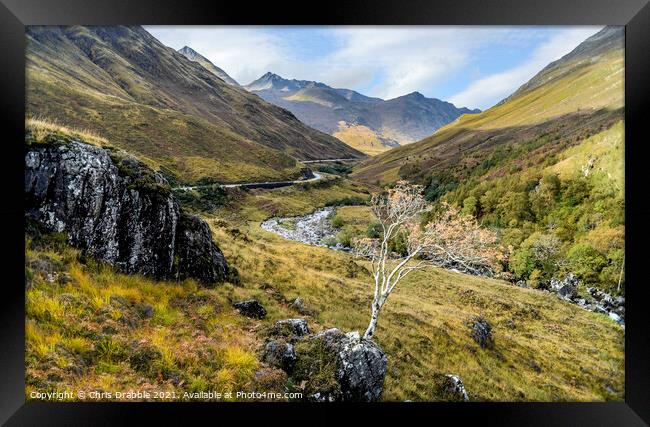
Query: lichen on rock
[{"left": 25, "top": 138, "right": 231, "bottom": 285}]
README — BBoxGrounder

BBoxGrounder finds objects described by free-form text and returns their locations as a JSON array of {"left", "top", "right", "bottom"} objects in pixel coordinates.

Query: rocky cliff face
[{"left": 25, "top": 138, "right": 231, "bottom": 285}]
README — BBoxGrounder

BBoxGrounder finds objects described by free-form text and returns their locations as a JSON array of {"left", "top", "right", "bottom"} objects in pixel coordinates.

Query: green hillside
[
  {"left": 26, "top": 26, "right": 363, "bottom": 184},
  {"left": 352, "top": 27, "right": 624, "bottom": 294},
  {"left": 26, "top": 159, "right": 624, "bottom": 401}
]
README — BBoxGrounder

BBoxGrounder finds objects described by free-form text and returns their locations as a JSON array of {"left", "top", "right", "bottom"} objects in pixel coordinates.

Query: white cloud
[
  {"left": 448, "top": 27, "right": 603, "bottom": 110},
  {"left": 322, "top": 27, "right": 526, "bottom": 99},
  {"left": 145, "top": 26, "right": 603, "bottom": 107},
  {"left": 145, "top": 26, "right": 296, "bottom": 85}
]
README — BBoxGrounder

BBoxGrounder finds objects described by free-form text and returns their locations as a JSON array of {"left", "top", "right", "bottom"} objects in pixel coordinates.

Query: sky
[{"left": 145, "top": 26, "right": 603, "bottom": 110}]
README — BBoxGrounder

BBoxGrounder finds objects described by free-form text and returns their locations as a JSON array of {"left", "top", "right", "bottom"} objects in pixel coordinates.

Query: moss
[
  {"left": 109, "top": 153, "right": 171, "bottom": 200},
  {"left": 290, "top": 338, "right": 340, "bottom": 399}
]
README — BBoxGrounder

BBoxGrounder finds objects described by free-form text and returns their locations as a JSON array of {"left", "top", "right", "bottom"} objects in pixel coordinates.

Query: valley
[{"left": 24, "top": 25, "right": 625, "bottom": 403}]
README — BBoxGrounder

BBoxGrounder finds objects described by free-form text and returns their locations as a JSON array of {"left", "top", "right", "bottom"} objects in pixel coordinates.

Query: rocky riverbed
[{"left": 261, "top": 207, "right": 349, "bottom": 251}]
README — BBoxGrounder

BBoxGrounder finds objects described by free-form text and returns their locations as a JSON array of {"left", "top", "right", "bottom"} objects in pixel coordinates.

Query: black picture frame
[{"left": 1, "top": 0, "right": 649, "bottom": 424}]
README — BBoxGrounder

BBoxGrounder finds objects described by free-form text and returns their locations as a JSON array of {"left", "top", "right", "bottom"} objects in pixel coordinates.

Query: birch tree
[{"left": 354, "top": 181, "right": 499, "bottom": 340}]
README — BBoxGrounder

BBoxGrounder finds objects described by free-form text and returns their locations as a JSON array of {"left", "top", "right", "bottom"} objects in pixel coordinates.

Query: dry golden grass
[
  {"left": 333, "top": 122, "right": 394, "bottom": 156},
  {"left": 26, "top": 116, "right": 109, "bottom": 147}
]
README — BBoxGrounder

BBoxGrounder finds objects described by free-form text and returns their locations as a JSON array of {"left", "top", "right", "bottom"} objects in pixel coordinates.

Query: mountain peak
[{"left": 177, "top": 45, "right": 240, "bottom": 86}]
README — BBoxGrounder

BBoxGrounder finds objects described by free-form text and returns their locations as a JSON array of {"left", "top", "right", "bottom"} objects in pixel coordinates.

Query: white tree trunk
[{"left": 363, "top": 300, "right": 381, "bottom": 340}]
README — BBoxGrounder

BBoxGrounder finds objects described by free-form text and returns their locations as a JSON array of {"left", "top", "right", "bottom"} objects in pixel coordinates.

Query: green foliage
[
  {"left": 291, "top": 339, "right": 340, "bottom": 398},
  {"left": 174, "top": 185, "right": 228, "bottom": 213},
  {"left": 330, "top": 215, "right": 345, "bottom": 229},
  {"left": 461, "top": 196, "right": 478, "bottom": 217},
  {"left": 424, "top": 172, "right": 459, "bottom": 202},
  {"left": 510, "top": 232, "right": 561, "bottom": 285},
  {"left": 567, "top": 243, "right": 609, "bottom": 284},
  {"left": 336, "top": 229, "right": 353, "bottom": 248},
  {"left": 366, "top": 223, "right": 383, "bottom": 238}
]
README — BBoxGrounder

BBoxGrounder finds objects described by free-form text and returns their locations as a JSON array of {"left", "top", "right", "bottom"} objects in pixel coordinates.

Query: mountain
[
  {"left": 353, "top": 26, "right": 624, "bottom": 295},
  {"left": 244, "top": 73, "right": 479, "bottom": 155},
  {"left": 177, "top": 45, "right": 240, "bottom": 87},
  {"left": 353, "top": 26, "right": 624, "bottom": 185},
  {"left": 26, "top": 26, "right": 364, "bottom": 184}
]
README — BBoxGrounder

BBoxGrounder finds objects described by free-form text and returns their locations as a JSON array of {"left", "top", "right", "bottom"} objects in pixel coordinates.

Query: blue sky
[{"left": 145, "top": 26, "right": 603, "bottom": 110}]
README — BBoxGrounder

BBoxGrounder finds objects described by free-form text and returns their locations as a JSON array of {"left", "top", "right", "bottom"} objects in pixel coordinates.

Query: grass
[
  {"left": 353, "top": 47, "right": 624, "bottom": 186},
  {"left": 26, "top": 117, "right": 109, "bottom": 147},
  {"left": 25, "top": 172, "right": 624, "bottom": 401}
]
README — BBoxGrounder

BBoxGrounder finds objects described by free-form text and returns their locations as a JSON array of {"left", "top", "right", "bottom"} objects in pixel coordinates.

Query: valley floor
[{"left": 26, "top": 177, "right": 625, "bottom": 401}]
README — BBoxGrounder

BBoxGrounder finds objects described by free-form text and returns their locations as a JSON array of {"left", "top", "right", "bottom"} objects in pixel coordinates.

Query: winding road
[
  {"left": 174, "top": 172, "right": 323, "bottom": 191},
  {"left": 173, "top": 157, "right": 361, "bottom": 192}
]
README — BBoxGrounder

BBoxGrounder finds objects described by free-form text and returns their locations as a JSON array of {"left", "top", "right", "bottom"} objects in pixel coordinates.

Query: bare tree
[{"left": 354, "top": 181, "right": 499, "bottom": 340}]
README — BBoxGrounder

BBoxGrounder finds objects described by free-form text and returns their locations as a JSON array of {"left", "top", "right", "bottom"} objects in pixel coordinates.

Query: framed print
[{"left": 1, "top": 0, "right": 649, "bottom": 424}]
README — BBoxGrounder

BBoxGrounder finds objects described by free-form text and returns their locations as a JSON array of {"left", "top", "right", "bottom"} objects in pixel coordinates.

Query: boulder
[
  {"left": 233, "top": 300, "right": 267, "bottom": 319},
  {"left": 470, "top": 316, "right": 494, "bottom": 349},
  {"left": 25, "top": 139, "right": 231, "bottom": 285},
  {"left": 263, "top": 340, "right": 297, "bottom": 372},
  {"left": 433, "top": 374, "right": 469, "bottom": 401},
  {"left": 174, "top": 212, "right": 229, "bottom": 284},
  {"left": 308, "top": 328, "right": 387, "bottom": 402},
  {"left": 550, "top": 274, "right": 578, "bottom": 301},
  {"left": 557, "top": 284, "right": 577, "bottom": 300},
  {"left": 271, "top": 319, "right": 310, "bottom": 339}
]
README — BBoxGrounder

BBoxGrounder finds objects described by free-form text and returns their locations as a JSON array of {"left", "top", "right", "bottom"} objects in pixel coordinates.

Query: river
[{"left": 260, "top": 206, "right": 349, "bottom": 251}]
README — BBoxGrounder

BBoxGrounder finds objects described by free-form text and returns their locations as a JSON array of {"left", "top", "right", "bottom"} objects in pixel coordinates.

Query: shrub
[
  {"left": 461, "top": 196, "right": 479, "bottom": 217},
  {"left": 510, "top": 232, "right": 561, "bottom": 281},
  {"left": 567, "top": 243, "right": 608, "bottom": 283},
  {"left": 365, "top": 223, "right": 383, "bottom": 238},
  {"left": 330, "top": 215, "right": 344, "bottom": 229}
]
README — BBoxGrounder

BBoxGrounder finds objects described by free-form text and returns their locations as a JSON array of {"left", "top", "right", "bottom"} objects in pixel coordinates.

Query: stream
[{"left": 261, "top": 206, "right": 349, "bottom": 251}]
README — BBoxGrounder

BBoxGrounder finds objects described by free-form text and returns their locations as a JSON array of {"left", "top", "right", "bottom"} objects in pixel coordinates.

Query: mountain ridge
[
  {"left": 177, "top": 45, "right": 240, "bottom": 87},
  {"left": 26, "top": 26, "right": 364, "bottom": 184},
  {"left": 244, "top": 71, "right": 479, "bottom": 155},
  {"left": 353, "top": 26, "right": 624, "bottom": 185}
]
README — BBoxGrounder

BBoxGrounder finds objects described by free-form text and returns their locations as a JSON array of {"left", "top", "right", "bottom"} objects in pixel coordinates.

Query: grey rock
[
  {"left": 310, "top": 328, "right": 387, "bottom": 402},
  {"left": 140, "top": 304, "right": 154, "bottom": 319},
  {"left": 433, "top": 374, "right": 469, "bottom": 401},
  {"left": 175, "top": 213, "right": 229, "bottom": 284},
  {"left": 25, "top": 140, "right": 230, "bottom": 285},
  {"left": 272, "top": 319, "right": 310, "bottom": 338},
  {"left": 233, "top": 300, "right": 267, "bottom": 319},
  {"left": 263, "top": 340, "right": 297, "bottom": 372},
  {"left": 608, "top": 312, "right": 622, "bottom": 323},
  {"left": 470, "top": 316, "right": 494, "bottom": 349}
]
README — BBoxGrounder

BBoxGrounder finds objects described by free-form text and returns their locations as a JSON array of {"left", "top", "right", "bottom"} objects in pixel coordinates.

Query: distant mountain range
[
  {"left": 26, "top": 26, "right": 363, "bottom": 184},
  {"left": 244, "top": 73, "right": 480, "bottom": 155}
]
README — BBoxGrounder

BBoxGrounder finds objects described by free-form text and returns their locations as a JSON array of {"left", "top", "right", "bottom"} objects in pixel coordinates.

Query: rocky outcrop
[
  {"left": 233, "top": 300, "right": 267, "bottom": 319},
  {"left": 271, "top": 319, "right": 310, "bottom": 339},
  {"left": 175, "top": 213, "right": 229, "bottom": 283},
  {"left": 308, "top": 328, "right": 387, "bottom": 402},
  {"left": 546, "top": 274, "right": 625, "bottom": 325},
  {"left": 263, "top": 320, "right": 387, "bottom": 402},
  {"left": 25, "top": 139, "right": 231, "bottom": 285},
  {"left": 263, "top": 340, "right": 297, "bottom": 372}
]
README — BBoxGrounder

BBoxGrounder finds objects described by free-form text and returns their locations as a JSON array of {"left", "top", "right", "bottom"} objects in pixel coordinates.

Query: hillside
[
  {"left": 244, "top": 73, "right": 478, "bottom": 155},
  {"left": 25, "top": 130, "right": 624, "bottom": 401},
  {"left": 353, "top": 26, "right": 623, "bottom": 184},
  {"left": 178, "top": 46, "right": 240, "bottom": 87},
  {"left": 26, "top": 26, "right": 363, "bottom": 184},
  {"left": 353, "top": 26, "right": 624, "bottom": 295}
]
